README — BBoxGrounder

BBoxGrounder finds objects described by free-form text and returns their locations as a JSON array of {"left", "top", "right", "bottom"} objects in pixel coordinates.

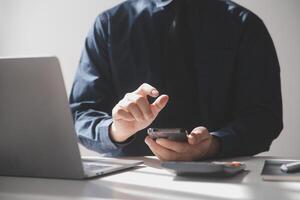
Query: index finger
[
  {"left": 156, "top": 138, "right": 190, "bottom": 153},
  {"left": 134, "top": 83, "right": 159, "bottom": 98},
  {"left": 145, "top": 136, "right": 179, "bottom": 161}
]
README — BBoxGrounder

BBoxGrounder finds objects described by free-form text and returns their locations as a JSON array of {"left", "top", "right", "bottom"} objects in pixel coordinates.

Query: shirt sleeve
[
  {"left": 211, "top": 14, "right": 283, "bottom": 157},
  {"left": 69, "top": 13, "right": 132, "bottom": 154}
]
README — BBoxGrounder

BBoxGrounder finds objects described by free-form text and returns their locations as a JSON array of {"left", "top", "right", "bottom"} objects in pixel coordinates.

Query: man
[{"left": 69, "top": 0, "right": 283, "bottom": 161}]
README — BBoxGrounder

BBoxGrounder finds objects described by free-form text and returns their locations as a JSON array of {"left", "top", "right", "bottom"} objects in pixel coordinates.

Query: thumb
[
  {"left": 188, "top": 128, "right": 210, "bottom": 145},
  {"left": 150, "top": 95, "right": 169, "bottom": 116}
]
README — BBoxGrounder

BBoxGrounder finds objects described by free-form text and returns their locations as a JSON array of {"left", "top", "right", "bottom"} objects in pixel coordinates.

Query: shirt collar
[{"left": 155, "top": 0, "right": 173, "bottom": 8}]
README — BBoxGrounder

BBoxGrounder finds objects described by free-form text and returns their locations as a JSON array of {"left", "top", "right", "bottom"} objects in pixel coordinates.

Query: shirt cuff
[
  {"left": 210, "top": 129, "right": 238, "bottom": 158},
  {"left": 97, "top": 118, "right": 134, "bottom": 150}
]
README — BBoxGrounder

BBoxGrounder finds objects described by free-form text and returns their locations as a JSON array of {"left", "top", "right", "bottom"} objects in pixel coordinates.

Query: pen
[{"left": 280, "top": 161, "right": 300, "bottom": 173}]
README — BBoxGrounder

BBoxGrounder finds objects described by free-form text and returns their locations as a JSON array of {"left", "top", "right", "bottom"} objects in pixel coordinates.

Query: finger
[
  {"left": 151, "top": 95, "right": 169, "bottom": 116},
  {"left": 113, "top": 108, "right": 135, "bottom": 121},
  {"left": 156, "top": 138, "right": 190, "bottom": 153},
  {"left": 191, "top": 126, "right": 208, "bottom": 134},
  {"left": 188, "top": 132, "right": 210, "bottom": 145},
  {"left": 188, "top": 127, "right": 210, "bottom": 145},
  {"left": 145, "top": 136, "right": 178, "bottom": 161},
  {"left": 134, "top": 83, "right": 159, "bottom": 98},
  {"left": 125, "top": 93, "right": 154, "bottom": 120},
  {"left": 187, "top": 133, "right": 199, "bottom": 145}
]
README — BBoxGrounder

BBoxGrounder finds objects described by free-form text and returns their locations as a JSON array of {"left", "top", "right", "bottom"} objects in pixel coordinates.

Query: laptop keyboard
[{"left": 83, "top": 163, "right": 112, "bottom": 171}]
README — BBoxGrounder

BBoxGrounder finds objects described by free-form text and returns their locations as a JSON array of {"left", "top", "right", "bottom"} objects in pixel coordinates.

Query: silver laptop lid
[{"left": 0, "top": 56, "right": 84, "bottom": 179}]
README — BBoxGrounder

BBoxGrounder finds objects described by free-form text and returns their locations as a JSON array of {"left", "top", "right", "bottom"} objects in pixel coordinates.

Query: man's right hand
[{"left": 110, "top": 83, "right": 169, "bottom": 143}]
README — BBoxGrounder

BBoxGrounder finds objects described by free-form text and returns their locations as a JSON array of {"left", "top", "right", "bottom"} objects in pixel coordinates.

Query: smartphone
[{"left": 147, "top": 128, "right": 188, "bottom": 142}]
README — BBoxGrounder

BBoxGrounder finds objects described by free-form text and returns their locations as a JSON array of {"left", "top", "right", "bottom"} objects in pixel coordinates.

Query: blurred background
[{"left": 0, "top": 0, "right": 299, "bottom": 157}]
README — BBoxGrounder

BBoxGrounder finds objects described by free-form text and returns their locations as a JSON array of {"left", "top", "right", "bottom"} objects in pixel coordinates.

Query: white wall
[
  {"left": 0, "top": 0, "right": 124, "bottom": 92},
  {"left": 0, "top": 0, "right": 299, "bottom": 157}
]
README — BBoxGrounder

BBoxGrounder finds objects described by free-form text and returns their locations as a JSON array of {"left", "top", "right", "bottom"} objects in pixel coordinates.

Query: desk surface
[{"left": 1, "top": 156, "right": 300, "bottom": 200}]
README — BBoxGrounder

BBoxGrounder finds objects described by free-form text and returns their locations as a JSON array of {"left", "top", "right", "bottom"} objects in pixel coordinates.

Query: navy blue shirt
[{"left": 70, "top": 0, "right": 283, "bottom": 157}]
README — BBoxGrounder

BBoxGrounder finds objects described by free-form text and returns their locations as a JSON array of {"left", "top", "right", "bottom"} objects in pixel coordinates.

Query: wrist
[
  {"left": 109, "top": 123, "right": 132, "bottom": 143},
  {"left": 109, "top": 123, "right": 124, "bottom": 143}
]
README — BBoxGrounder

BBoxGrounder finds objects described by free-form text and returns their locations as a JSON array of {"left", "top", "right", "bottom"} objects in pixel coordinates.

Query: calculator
[{"left": 161, "top": 161, "right": 246, "bottom": 177}]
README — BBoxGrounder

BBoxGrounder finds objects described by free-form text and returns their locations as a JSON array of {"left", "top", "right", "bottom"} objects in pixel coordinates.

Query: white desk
[{"left": 0, "top": 156, "right": 300, "bottom": 200}]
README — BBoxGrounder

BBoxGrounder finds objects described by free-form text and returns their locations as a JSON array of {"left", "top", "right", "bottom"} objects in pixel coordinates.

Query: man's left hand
[{"left": 145, "top": 126, "right": 220, "bottom": 161}]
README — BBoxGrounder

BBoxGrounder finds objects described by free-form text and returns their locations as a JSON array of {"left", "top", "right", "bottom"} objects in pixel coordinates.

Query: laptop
[{"left": 0, "top": 56, "right": 143, "bottom": 179}]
